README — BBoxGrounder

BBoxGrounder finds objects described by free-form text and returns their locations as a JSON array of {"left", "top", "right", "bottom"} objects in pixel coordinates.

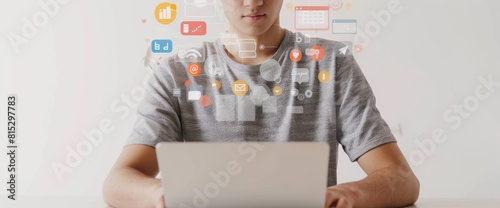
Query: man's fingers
[
  {"left": 335, "top": 198, "right": 352, "bottom": 208},
  {"left": 155, "top": 195, "right": 166, "bottom": 208},
  {"left": 325, "top": 190, "right": 339, "bottom": 208}
]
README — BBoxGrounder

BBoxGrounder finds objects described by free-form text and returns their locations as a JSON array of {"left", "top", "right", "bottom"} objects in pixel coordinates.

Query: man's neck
[{"left": 224, "top": 25, "right": 286, "bottom": 66}]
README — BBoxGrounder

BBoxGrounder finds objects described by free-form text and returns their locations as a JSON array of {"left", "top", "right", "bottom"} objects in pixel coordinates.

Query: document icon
[
  {"left": 184, "top": 0, "right": 216, "bottom": 17},
  {"left": 187, "top": 84, "right": 203, "bottom": 101},
  {"left": 332, "top": 19, "right": 357, "bottom": 34}
]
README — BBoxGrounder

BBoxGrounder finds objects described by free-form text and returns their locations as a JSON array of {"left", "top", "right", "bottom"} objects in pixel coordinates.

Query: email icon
[
  {"left": 232, "top": 80, "right": 248, "bottom": 96},
  {"left": 184, "top": 0, "right": 216, "bottom": 17},
  {"left": 235, "top": 84, "right": 246, "bottom": 92}
]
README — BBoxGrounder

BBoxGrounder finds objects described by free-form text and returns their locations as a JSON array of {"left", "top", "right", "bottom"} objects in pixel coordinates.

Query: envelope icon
[
  {"left": 234, "top": 84, "right": 246, "bottom": 92},
  {"left": 184, "top": 0, "right": 216, "bottom": 17}
]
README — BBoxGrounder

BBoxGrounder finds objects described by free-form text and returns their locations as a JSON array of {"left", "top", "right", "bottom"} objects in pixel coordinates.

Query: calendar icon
[{"left": 294, "top": 6, "right": 329, "bottom": 30}]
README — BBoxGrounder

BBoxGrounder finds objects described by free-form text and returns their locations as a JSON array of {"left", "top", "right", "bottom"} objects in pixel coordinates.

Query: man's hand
[
  {"left": 152, "top": 182, "right": 166, "bottom": 208},
  {"left": 324, "top": 185, "right": 359, "bottom": 208},
  {"left": 323, "top": 143, "right": 419, "bottom": 208}
]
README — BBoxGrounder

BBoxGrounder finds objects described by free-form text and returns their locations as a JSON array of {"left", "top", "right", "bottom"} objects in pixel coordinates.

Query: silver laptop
[{"left": 156, "top": 142, "right": 330, "bottom": 208}]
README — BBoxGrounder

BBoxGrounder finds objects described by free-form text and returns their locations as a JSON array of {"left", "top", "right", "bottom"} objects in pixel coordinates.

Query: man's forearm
[
  {"left": 334, "top": 166, "right": 420, "bottom": 207},
  {"left": 103, "top": 167, "right": 161, "bottom": 208}
]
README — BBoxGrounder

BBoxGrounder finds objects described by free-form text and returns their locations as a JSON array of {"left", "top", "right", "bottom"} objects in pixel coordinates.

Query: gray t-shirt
[{"left": 126, "top": 29, "right": 396, "bottom": 186}]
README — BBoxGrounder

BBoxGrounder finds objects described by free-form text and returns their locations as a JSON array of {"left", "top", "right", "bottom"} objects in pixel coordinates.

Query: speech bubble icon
[{"left": 292, "top": 68, "right": 310, "bottom": 84}]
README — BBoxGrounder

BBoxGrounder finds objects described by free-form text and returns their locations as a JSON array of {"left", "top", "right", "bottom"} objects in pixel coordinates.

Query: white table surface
[{"left": 2, "top": 197, "right": 500, "bottom": 207}]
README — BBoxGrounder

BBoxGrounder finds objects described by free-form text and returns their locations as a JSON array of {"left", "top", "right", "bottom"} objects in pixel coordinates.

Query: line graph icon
[{"left": 180, "top": 21, "right": 207, "bottom": 36}]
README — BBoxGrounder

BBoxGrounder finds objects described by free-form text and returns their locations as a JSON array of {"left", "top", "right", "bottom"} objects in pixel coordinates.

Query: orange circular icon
[
  {"left": 232, "top": 80, "right": 249, "bottom": 96},
  {"left": 187, "top": 63, "right": 201, "bottom": 76},
  {"left": 310, "top": 45, "right": 325, "bottom": 61},
  {"left": 273, "top": 85, "right": 283, "bottom": 96},
  {"left": 184, "top": 79, "right": 192, "bottom": 87},
  {"left": 289, "top": 49, "right": 302, "bottom": 62},
  {"left": 155, "top": 2, "right": 177, "bottom": 25},
  {"left": 212, "top": 80, "right": 221, "bottom": 90},
  {"left": 354, "top": 44, "right": 363, "bottom": 53},
  {"left": 318, "top": 70, "right": 331, "bottom": 83}
]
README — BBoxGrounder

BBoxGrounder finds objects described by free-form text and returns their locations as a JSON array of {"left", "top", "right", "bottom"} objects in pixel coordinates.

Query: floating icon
[
  {"left": 176, "top": 48, "right": 205, "bottom": 63},
  {"left": 250, "top": 85, "right": 270, "bottom": 106},
  {"left": 262, "top": 96, "right": 277, "bottom": 113},
  {"left": 346, "top": 2, "right": 352, "bottom": 9},
  {"left": 181, "top": 21, "right": 207, "bottom": 36},
  {"left": 339, "top": 46, "right": 348, "bottom": 56},
  {"left": 260, "top": 59, "right": 281, "bottom": 81},
  {"left": 292, "top": 68, "right": 310, "bottom": 84},
  {"left": 173, "top": 88, "right": 181, "bottom": 97},
  {"left": 290, "top": 106, "right": 304, "bottom": 114},
  {"left": 184, "top": 0, "right": 216, "bottom": 17},
  {"left": 297, "top": 94, "right": 305, "bottom": 100},
  {"left": 273, "top": 85, "right": 283, "bottom": 96},
  {"left": 151, "top": 39, "right": 173, "bottom": 53},
  {"left": 212, "top": 80, "right": 221, "bottom": 90},
  {"left": 187, "top": 84, "right": 203, "bottom": 101},
  {"left": 318, "top": 70, "right": 331, "bottom": 83},
  {"left": 289, "top": 49, "right": 302, "bottom": 62},
  {"left": 309, "top": 45, "right": 325, "bottom": 61},
  {"left": 333, "top": 41, "right": 353, "bottom": 57},
  {"left": 205, "top": 56, "right": 223, "bottom": 77},
  {"left": 294, "top": 6, "right": 329, "bottom": 30},
  {"left": 199, "top": 95, "right": 211, "bottom": 107},
  {"left": 305, "top": 90, "right": 313, "bottom": 98},
  {"left": 155, "top": 2, "right": 177, "bottom": 25},
  {"left": 238, "top": 39, "right": 257, "bottom": 58},
  {"left": 222, "top": 33, "right": 238, "bottom": 46},
  {"left": 187, "top": 63, "right": 201, "bottom": 76},
  {"left": 178, "top": 49, "right": 203, "bottom": 60},
  {"left": 354, "top": 44, "right": 363, "bottom": 53},
  {"left": 332, "top": 19, "right": 357, "bottom": 34},
  {"left": 329, "top": 0, "right": 343, "bottom": 11},
  {"left": 232, "top": 80, "right": 249, "bottom": 96},
  {"left": 184, "top": 80, "right": 192, "bottom": 87}
]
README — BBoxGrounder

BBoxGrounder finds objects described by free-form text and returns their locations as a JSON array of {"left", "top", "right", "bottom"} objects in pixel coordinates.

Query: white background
[{"left": 1, "top": 0, "right": 500, "bottom": 203}]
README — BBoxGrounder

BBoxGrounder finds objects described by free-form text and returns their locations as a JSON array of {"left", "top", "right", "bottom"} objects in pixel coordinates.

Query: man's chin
[{"left": 237, "top": 27, "right": 273, "bottom": 37}]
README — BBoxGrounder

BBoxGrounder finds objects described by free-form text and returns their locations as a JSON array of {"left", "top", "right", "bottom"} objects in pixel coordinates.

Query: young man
[{"left": 103, "top": 0, "right": 420, "bottom": 207}]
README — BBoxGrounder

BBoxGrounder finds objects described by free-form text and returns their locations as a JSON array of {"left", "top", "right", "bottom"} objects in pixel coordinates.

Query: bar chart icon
[{"left": 155, "top": 2, "right": 177, "bottom": 25}]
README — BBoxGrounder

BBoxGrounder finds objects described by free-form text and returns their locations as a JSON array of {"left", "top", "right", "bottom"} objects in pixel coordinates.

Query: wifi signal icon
[{"left": 177, "top": 49, "right": 204, "bottom": 62}]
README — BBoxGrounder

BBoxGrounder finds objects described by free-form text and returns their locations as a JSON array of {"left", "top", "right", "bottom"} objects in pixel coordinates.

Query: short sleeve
[
  {"left": 335, "top": 54, "right": 396, "bottom": 162},
  {"left": 125, "top": 60, "right": 183, "bottom": 147}
]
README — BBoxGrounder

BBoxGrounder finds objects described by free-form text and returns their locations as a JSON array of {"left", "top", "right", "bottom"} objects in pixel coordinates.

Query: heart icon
[
  {"left": 289, "top": 49, "right": 302, "bottom": 62},
  {"left": 141, "top": 19, "right": 147, "bottom": 23}
]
